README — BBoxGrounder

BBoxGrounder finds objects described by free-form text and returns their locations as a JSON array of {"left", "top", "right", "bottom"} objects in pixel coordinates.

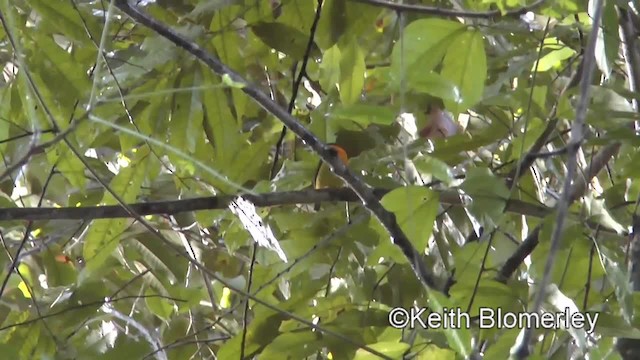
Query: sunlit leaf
[
  {"left": 391, "top": 19, "right": 465, "bottom": 85},
  {"left": 330, "top": 103, "right": 398, "bottom": 126},
  {"left": 339, "top": 38, "right": 365, "bottom": 105},
  {"left": 83, "top": 149, "right": 151, "bottom": 272},
  {"left": 380, "top": 186, "right": 439, "bottom": 252},
  {"left": 441, "top": 29, "right": 487, "bottom": 112}
]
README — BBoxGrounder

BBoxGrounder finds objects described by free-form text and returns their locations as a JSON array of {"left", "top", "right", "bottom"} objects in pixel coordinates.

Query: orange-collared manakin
[{"left": 313, "top": 144, "right": 349, "bottom": 211}]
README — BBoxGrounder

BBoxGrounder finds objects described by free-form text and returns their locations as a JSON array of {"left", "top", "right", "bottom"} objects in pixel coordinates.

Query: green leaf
[
  {"left": 320, "top": 45, "right": 342, "bottom": 92},
  {"left": 318, "top": 1, "right": 383, "bottom": 51},
  {"left": 413, "top": 154, "right": 455, "bottom": 186},
  {"left": 201, "top": 64, "right": 240, "bottom": 169},
  {"left": 46, "top": 142, "right": 87, "bottom": 190},
  {"left": 460, "top": 167, "right": 509, "bottom": 223},
  {"left": 330, "top": 103, "right": 398, "bottom": 126},
  {"left": 171, "top": 286, "right": 203, "bottom": 314},
  {"left": 595, "top": 313, "right": 640, "bottom": 338},
  {"left": 28, "top": 34, "right": 92, "bottom": 100},
  {"left": 483, "top": 328, "right": 521, "bottom": 359},
  {"left": 599, "top": 244, "right": 634, "bottom": 323},
  {"left": 223, "top": 137, "right": 271, "bottom": 186},
  {"left": 532, "top": 37, "right": 576, "bottom": 72},
  {"left": 83, "top": 150, "right": 150, "bottom": 272},
  {"left": 430, "top": 125, "right": 508, "bottom": 164},
  {"left": 216, "top": 314, "right": 284, "bottom": 359},
  {"left": 405, "top": 72, "right": 461, "bottom": 103},
  {"left": 129, "top": 239, "right": 177, "bottom": 286},
  {"left": 251, "top": 22, "right": 321, "bottom": 61},
  {"left": 316, "top": 0, "right": 347, "bottom": 49},
  {"left": 211, "top": 7, "right": 245, "bottom": 68},
  {"left": 505, "top": 117, "right": 546, "bottom": 162},
  {"left": 441, "top": 29, "right": 487, "bottom": 112},
  {"left": 427, "top": 291, "right": 473, "bottom": 357},
  {"left": 100, "top": 334, "right": 153, "bottom": 360},
  {"left": 171, "top": 68, "right": 203, "bottom": 154},
  {"left": 18, "top": 320, "right": 40, "bottom": 359},
  {"left": 451, "top": 279, "right": 522, "bottom": 316},
  {"left": 339, "top": 38, "right": 365, "bottom": 105},
  {"left": 30, "top": 0, "right": 100, "bottom": 42},
  {"left": 353, "top": 341, "right": 410, "bottom": 360},
  {"left": 56, "top": 281, "right": 110, "bottom": 331},
  {"left": 260, "top": 331, "right": 321, "bottom": 359},
  {"left": 133, "top": 232, "right": 187, "bottom": 283},
  {"left": 136, "top": 34, "right": 178, "bottom": 70},
  {"left": 0, "top": 86, "right": 12, "bottom": 153},
  {"left": 42, "top": 249, "right": 77, "bottom": 287},
  {"left": 391, "top": 19, "right": 465, "bottom": 85},
  {"left": 380, "top": 186, "right": 439, "bottom": 252},
  {"left": 145, "top": 290, "right": 174, "bottom": 321},
  {"left": 0, "top": 340, "right": 19, "bottom": 358},
  {"left": 413, "top": 344, "right": 457, "bottom": 359},
  {"left": 132, "top": 76, "right": 172, "bottom": 149},
  {"left": 593, "top": 0, "right": 619, "bottom": 78}
]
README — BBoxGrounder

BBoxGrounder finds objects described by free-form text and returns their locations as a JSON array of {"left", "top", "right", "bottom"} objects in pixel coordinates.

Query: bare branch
[
  {"left": 0, "top": 188, "right": 547, "bottom": 220},
  {"left": 1, "top": 187, "right": 625, "bottom": 237}
]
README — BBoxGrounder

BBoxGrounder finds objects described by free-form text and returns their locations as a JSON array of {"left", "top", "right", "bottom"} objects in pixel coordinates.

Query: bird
[
  {"left": 419, "top": 104, "right": 460, "bottom": 139},
  {"left": 313, "top": 144, "right": 349, "bottom": 211}
]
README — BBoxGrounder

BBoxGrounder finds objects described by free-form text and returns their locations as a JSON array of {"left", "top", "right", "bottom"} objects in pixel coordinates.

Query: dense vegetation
[{"left": 0, "top": 0, "right": 638, "bottom": 359}]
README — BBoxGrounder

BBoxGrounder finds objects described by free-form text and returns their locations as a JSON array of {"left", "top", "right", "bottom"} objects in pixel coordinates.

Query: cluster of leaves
[{"left": 0, "top": 0, "right": 639, "bottom": 359}]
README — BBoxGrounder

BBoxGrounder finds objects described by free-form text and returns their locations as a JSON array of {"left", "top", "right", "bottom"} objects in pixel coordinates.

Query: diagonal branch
[{"left": 113, "top": 1, "right": 444, "bottom": 292}]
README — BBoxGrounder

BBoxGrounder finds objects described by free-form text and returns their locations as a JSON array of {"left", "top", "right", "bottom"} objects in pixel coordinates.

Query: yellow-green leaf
[
  {"left": 339, "top": 38, "right": 365, "bottom": 105},
  {"left": 83, "top": 150, "right": 150, "bottom": 272},
  {"left": 380, "top": 186, "right": 439, "bottom": 252},
  {"left": 441, "top": 29, "right": 487, "bottom": 112}
]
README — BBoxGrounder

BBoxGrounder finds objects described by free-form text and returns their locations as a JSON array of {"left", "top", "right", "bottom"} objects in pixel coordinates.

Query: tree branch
[
  {"left": 0, "top": 188, "right": 549, "bottom": 221},
  {"left": 1, "top": 186, "right": 626, "bottom": 237}
]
